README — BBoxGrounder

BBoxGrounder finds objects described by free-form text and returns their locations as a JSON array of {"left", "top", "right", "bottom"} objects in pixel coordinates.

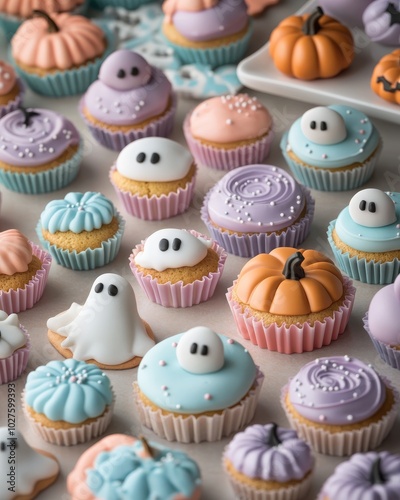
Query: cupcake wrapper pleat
[
  {"left": 89, "top": 0, "right": 153, "bottom": 9},
  {"left": 0, "top": 79, "right": 24, "bottom": 119},
  {"left": 363, "top": 313, "right": 400, "bottom": 370},
  {"left": 0, "top": 326, "right": 29, "bottom": 384}
]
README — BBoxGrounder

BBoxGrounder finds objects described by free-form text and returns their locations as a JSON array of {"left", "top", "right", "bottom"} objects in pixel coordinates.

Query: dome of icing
[{"left": 0, "top": 229, "right": 32, "bottom": 275}]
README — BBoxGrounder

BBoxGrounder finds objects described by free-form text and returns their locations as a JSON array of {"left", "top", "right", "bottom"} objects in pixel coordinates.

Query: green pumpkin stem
[
  {"left": 139, "top": 435, "right": 154, "bottom": 458},
  {"left": 283, "top": 252, "right": 305, "bottom": 280},
  {"left": 370, "top": 457, "right": 386, "bottom": 485},
  {"left": 302, "top": 7, "right": 324, "bottom": 35},
  {"left": 32, "top": 10, "right": 59, "bottom": 33},
  {"left": 267, "top": 423, "right": 282, "bottom": 447}
]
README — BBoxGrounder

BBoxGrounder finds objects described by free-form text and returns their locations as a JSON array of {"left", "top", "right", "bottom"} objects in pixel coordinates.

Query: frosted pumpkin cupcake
[
  {"left": 0, "top": 311, "right": 30, "bottom": 384},
  {"left": 0, "top": 60, "right": 24, "bottom": 119}
]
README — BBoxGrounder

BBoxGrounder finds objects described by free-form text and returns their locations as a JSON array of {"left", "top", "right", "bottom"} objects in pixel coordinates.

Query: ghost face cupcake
[
  {"left": 0, "top": 60, "right": 24, "bottom": 119},
  {"left": 328, "top": 188, "right": 400, "bottom": 284},
  {"left": 281, "top": 105, "right": 381, "bottom": 191},
  {"left": 0, "top": 311, "right": 29, "bottom": 384}
]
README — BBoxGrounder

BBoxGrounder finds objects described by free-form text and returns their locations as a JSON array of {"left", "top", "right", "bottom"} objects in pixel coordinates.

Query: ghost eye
[
  {"left": 131, "top": 67, "right": 139, "bottom": 76},
  {"left": 201, "top": 345, "right": 208, "bottom": 356},
  {"left": 369, "top": 202, "right": 376, "bottom": 213},
  {"left": 150, "top": 153, "right": 160, "bottom": 164},
  {"left": 108, "top": 285, "right": 118, "bottom": 296},
  {"left": 0, "top": 442, "right": 5, "bottom": 452},
  {"left": 310, "top": 121, "right": 316, "bottom": 130},
  {"left": 359, "top": 200, "right": 366, "bottom": 211},
  {"left": 159, "top": 238, "right": 169, "bottom": 252},
  {"left": 95, "top": 283, "right": 104, "bottom": 293},
  {"left": 117, "top": 69, "right": 126, "bottom": 78},
  {"left": 321, "top": 121, "right": 327, "bottom": 131},
  {"left": 190, "top": 343, "right": 198, "bottom": 354},
  {"left": 172, "top": 238, "right": 181, "bottom": 251},
  {"left": 136, "top": 152, "right": 145, "bottom": 163}
]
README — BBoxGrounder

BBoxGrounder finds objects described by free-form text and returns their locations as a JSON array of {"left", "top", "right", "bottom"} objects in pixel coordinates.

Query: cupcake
[
  {"left": 201, "top": 164, "right": 315, "bottom": 258},
  {"left": 68, "top": 434, "right": 202, "bottom": 499},
  {"left": 318, "top": 451, "right": 400, "bottom": 500},
  {"left": 0, "top": 310, "right": 29, "bottom": 384},
  {"left": 0, "top": 107, "right": 83, "bottom": 194},
  {"left": 162, "top": 0, "right": 253, "bottom": 68},
  {"left": 10, "top": 11, "right": 113, "bottom": 97},
  {"left": 23, "top": 358, "right": 114, "bottom": 446},
  {"left": 183, "top": 94, "right": 274, "bottom": 171},
  {"left": 36, "top": 191, "right": 125, "bottom": 271},
  {"left": 0, "top": 229, "right": 52, "bottom": 314},
  {"left": 328, "top": 188, "right": 400, "bottom": 284},
  {"left": 281, "top": 356, "right": 400, "bottom": 456},
  {"left": 130, "top": 228, "right": 227, "bottom": 308},
  {"left": 223, "top": 423, "right": 314, "bottom": 500},
  {"left": 227, "top": 247, "right": 356, "bottom": 354},
  {"left": 47, "top": 273, "right": 155, "bottom": 370},
  {"left": 280, "top": 105, "right": 381, "bottom": 191},
  {"left": 110, "top": 137, "right": 196, "bottom": 220},
  {"left": 134, "top": 326, "right": 264, "bottom": 443},
  {"left": 363, "top": 274, "right": 400, "bottom": 370},
  {"left": 371, "top": 49, "right": 400, "bottom": 105},
  {"left": 0, "top": 60, "right": 24, "bottom": 119},
  {"left": 80, "top": 49, "right": 176, "bottom": 151}
]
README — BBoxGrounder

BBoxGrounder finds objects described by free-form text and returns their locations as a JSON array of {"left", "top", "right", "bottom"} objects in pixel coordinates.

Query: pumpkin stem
[
  {"left": 19, "top": 107, "right": 40, "bottom": 127},
  {"left": 32, "top": 10, "right": 59, "bottom": 33},
  {"left": 370, "top": 457, "right": 386, "bottom": 485},
  {"left": 302, "top": 7, "right": 324, "bottom": 36},
  {"left": 283, "top": 252, "right": 305, "bottom": 280},
  {"left": 267, "top": 423, "right": 282, "bottom": 447},
  {"left": 139, "top": 435, "right": 154, "bottom": 459}
]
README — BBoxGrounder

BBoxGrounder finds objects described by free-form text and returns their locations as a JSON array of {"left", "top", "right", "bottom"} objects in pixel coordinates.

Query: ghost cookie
[
  {"left": 80, "top": 49, "right": 177, "bottom": 151},
  {"left": 281, "top": 104, "right": 382, "bottom": 191},
  {"left": 130, "top": 228, "right": 227, "bottom": 307},
  {"left": 110, "top": 137, "right": 197, "bottom": 220},
  {"left": 328, "top": 189, "right": 400, "bottom": 284},
  {"left": 47, "top": 273, "right": 155, "bottom": 369},
  {"left": 134, "top": 326, "right": 263, "bottom": 443}
]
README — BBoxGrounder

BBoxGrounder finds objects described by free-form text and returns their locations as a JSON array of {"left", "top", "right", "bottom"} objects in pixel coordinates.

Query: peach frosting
[
  {"left": 11, "top": 13, "right": 106, "bottom": 70},
  {"left": 245, "top": 0, "right": 280, "bottom": 15},
  {"left": 163, "top": 0, "right": 217, "bottom": 22},
  {"left": 189, "top": 94, "right": 272, "bottom": 143},
  {"left": 0, "top": 61, "right": 16, "bottom": 95},
  {"left": 0, "top": 229, "right": 33, "bottom": 276},
  {"left": 0, "top": 0, "right": 84, "bottom": 18}
]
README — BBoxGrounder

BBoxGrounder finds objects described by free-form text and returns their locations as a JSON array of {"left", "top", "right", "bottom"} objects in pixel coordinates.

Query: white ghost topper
[
  {"left": 135, "top": 228, "right": 212, "bottom": 272},
  {"left": 0, "top": 311, "right": 26, "bottom": 358},
  {"left": 349, "top": 189, "right": 397, "bottom": 227},
  {"left": 300, "top": 106, "right": 347, "bottom": 145},
  {"left": 47, "top": 273, "right": 154, "bottom": 365}
]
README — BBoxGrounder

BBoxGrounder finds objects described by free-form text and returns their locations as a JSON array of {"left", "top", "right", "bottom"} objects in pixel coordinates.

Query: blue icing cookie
[{"left": 137, "top": 327, "right": 257, "bottom": 414}]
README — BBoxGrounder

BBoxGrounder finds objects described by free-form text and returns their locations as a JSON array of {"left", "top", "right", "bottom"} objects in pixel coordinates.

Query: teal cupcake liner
[
  {"left": 0, "top": 141, "right": 84, "bottom": 195},
  {"left": 36, "top": 212, "right": 125, "bottom": 271},
  {"left": 327, "top": 221, "right": 400, "bottom": 284},
  {"left": 89, "top": 0, "right": 154, "bottom": 9}
]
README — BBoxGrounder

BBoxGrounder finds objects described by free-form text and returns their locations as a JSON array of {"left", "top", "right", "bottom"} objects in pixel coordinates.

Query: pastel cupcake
[
  {"left": 68, "top": 434, "right": 202, "bottom": 499},
  {"left": 201, "top": 164, "right": 315, "bottom": 258},
  {"left": 110, "top": 137, "right": 196, "bottom": 220},
  {"left": 162, "top": 0, "right": 253, "bottom": 68},
  {"left": 0, "top": 107, "right": 83, "bottom": 194},
  {"left": 130, "top": 228, "right": 227, "bottom": 308},
  {"left": 23, "top": 358, "right": 114, "bottom": 446},
  {"left": 0, "top": 311, "right": 29, "bottom": 384},
  {"left": 10, "top": 11, "right": 113, "bottom": 97},
  {"left": 183, "top": 94, "right": 274, "bottom": 171},
  {"left": 36, "top": 192, "right": 125, "bottom": 271},
  {"left": 281, "top": 356, "right": 400, "bottom": 456},
  {"left": 328, "top": 188, "right": 400, "bottom": 284},
  {"left": 0, "top": 60, "right": 24, "bottom": 119},
  {"left": 80, "top": 49, "right": 176, "bottom": 151},
  {"left": 227, "top": 247, "right": 356, "bottom": 354},
  {"left": 0, "top": 229, "right": 52, "bottom": 314},
  {"left": 134, "top": 326, "right": 264, "bottom": 443},
  {"left": 280, "top": 105, "right": 381, "bottom": 191},
  {"left": 223, "top": 423, "right": 314, "bottom": 500}
]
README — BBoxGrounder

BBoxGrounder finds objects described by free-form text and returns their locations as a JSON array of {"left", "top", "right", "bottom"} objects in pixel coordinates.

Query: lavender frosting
[
  {"left": 207, "top": 165, "right": 306, "bottom": 233},
  {"left": 288, "top": 356, "right": 386, "bottom": 426},
  {"left": 0, "top": 108, "right": 80, "bottom": 167}
]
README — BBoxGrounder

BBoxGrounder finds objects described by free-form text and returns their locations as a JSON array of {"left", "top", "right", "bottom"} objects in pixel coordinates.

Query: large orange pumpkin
[
  {"left": 269, "top": 7, "right": 354, "bottom": 80},
  {"left": 235, "top": 247, "right": 344, "bottom": 316},
  {"left": 371, "top": 49, "right": 400, "bottom": 105}
]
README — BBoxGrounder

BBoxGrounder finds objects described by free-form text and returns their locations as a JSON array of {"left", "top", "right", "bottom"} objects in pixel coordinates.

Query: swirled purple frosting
[
  {"left": 288, "top": 356, "right": 386, "bottom": 425},
  {"left": 207, "top": 165, "right": 305, "bottom": 232}
]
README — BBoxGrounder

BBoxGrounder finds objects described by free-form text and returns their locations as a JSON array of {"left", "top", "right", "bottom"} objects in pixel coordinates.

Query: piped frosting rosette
[{"left": 0, "top": 311, "right": 30, "bottom": 384}]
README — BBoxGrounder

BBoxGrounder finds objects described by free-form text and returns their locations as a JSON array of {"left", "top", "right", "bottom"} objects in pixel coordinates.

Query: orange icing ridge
[
  {"left": 163, "top": 0, "right": 217, "bottom": 22},
  {"left": 0, "top": 0, "right": 84, "bottom": 18},
  {"left": 0, "top": 61, "right": 16, "bottom": 95},
  {"left": 0, "top": 229, "right": 33, "bottom": 275},
  {"left": 11, "top": 13, "right": 106, "bottom": 70},
  {"left": 190, "top": 94, "right": 272, "bottom": 143}
]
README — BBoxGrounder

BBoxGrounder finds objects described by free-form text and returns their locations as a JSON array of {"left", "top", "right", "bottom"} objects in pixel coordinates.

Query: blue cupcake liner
[
  {"left": 363, "top": 313, "right": 400, "bottom": 371},
  {"left": 89, "top": 0, "right": 154, "bottom": 9},
  {"left": 0, "top": 141, "right": 84, "bottom": 195},
  {"left": 280, "top": 133, "right": 381, "bottom": 192},
  {"left": 327, "top": 221, "right": 400, "bottom": 284},
  {"left": 36, "top": 211, "right": 125, "bottom": 271}
]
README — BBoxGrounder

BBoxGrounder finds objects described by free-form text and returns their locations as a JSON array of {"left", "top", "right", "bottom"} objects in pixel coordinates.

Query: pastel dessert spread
[
  {"left": 0, "top": 0, "right": 85, "bottom": 18},
  {"left": 0, "top": 310, "right": 29, "bottom": 384}
]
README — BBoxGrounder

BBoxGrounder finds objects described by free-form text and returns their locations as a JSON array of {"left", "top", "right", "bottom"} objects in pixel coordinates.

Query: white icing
[
  {"left": 349, "top": 189, "right": 397, "bottom": 228},
  {"left": 176, "top": 326, "right": 224, "bottom": 374},
  {"left": 0, "top": 311, "right": 25, "bottom": 359},
  {"left": 300, "top": 106, "right": 347, "bottom": 145},
  {"left": 134, "top": 229, "right": 211, "bottom": 272},
  {"left": 0, "top": 427, "right": 59, "bottom": 500},
  {"left": 116, "top": 137, "right": 193, "bottom": 182},
  {"left": 47, "top": 273, "right": 154, "bottom": 365}
]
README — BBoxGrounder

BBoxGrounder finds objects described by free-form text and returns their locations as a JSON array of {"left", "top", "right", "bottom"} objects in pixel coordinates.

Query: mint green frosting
[{"left": 25, "top": 359, "right": 113, "bottom": 424}]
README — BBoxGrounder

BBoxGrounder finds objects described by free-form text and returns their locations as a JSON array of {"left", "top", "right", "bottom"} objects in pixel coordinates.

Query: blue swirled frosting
[
  {"left": 40, "top": 192, "right": 116, "bottom": 234},
  {"left": 25, "top": 358, "right": 113, "bottom": 424}
]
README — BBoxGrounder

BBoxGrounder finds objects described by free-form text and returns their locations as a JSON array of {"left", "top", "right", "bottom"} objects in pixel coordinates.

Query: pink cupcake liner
[
  {"left": 363, "top": 313, "right": 400, "bottom": 370},
  {"left": 0, "top": 79, "right": 24, "bottom": 119},
  {"left": 133, "top": 370, "right": 264, "bottom": 443},
  {"left": 0, "top": 242, "right": 52, "bottom": 315},
  {"left": 183, "top": 114, "right": 274, "bottom": 171},
  {"left": 0, "top": 324, "right": 29, "bottom": 385},
  {"left": 227, "top": 276, "right": 355, "bottom": 354},
  {"left": 110, "top": 165, "right": 197, "bottom": 221},
  {"left": 129, "top": 230, "right": 227, "bottom": 308},
  {"left": 281, "top": 379, "right": 399, "bottom": 456}
]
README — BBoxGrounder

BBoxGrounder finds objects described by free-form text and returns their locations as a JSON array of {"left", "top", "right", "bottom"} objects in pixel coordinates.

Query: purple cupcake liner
[
  {"left": 0, "top": 324, "right": 29, "bottom": 385},
  {"left": 129, "top": 230, "right": 227, "bottom": 308},
  {"left": 183, "top": 114, "right": 274, "bottom": 171},
  {"left": 0, "top": 79, "right": 24, "bottom": 119},
  {"left": 0, "top": 242, "right": 52, "bottom": 315},
  {"left": 201, "top": 186, "right": 315, "bottom": 258},
  {"left": 363, "top": 313, "right": 400, "bottom": 370},
  {"left": 109, "top": 165, "right": 196, "bottom": 221},
  {"left": 79, "top": 93, "right": 177, "bottom": 152}
]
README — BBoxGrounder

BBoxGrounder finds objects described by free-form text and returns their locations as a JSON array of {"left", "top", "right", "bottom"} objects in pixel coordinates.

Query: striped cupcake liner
[
  {"left": 363, "top": 313, "right": 400, "bottom": 370},
  {"left": 0, "top": 324, "right": 30, "bottom": 385}
]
